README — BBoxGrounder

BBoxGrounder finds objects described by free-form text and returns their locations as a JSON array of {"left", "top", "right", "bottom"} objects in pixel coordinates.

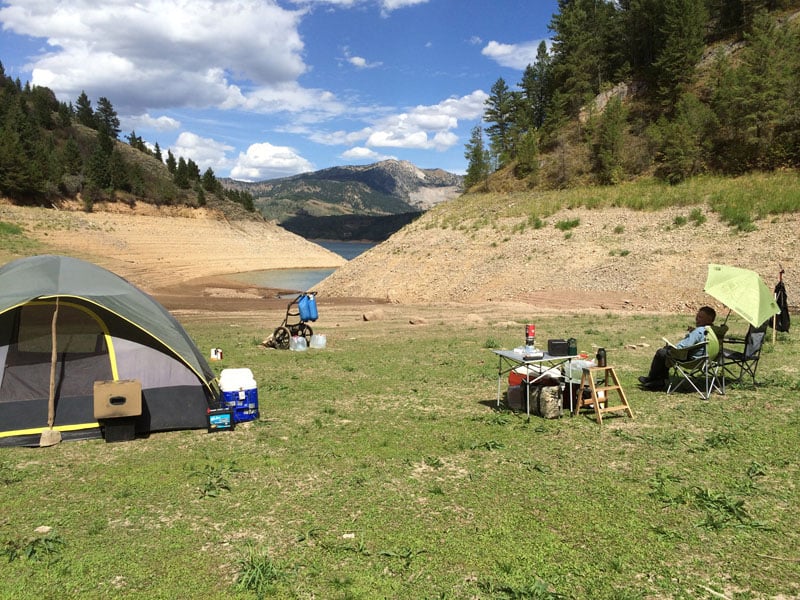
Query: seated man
[{"left": 639, "top": 306, "right": 717, "bottom": 390}]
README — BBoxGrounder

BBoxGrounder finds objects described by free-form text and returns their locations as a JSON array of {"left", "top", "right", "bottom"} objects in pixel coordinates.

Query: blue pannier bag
[{"left": 298, "top": 293, "right": 318, "bottom": 322}]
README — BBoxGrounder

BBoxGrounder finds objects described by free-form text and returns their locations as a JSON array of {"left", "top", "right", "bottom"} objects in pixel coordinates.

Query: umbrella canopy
[{"left": 704, "top": 264, "right": 780, "bottom": 327}]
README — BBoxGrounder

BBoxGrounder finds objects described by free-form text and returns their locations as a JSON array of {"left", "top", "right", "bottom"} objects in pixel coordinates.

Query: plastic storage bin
[{"left": 219, "top": 368, "right": 259, "bottom": 423}]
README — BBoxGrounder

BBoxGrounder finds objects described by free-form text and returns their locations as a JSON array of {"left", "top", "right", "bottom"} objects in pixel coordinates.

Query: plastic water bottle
[{"left": 289, "top": 336, "right": 307, "bottom": 351}]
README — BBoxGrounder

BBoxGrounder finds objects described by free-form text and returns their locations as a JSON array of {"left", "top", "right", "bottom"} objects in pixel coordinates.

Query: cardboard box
[{"left": 93, "top": 380, "right": 142, "bottom": 419}]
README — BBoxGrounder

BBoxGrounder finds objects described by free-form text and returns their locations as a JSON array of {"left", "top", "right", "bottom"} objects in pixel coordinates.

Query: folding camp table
[{"left": 493, "top": 350, "right": 580, "bottom": 416}]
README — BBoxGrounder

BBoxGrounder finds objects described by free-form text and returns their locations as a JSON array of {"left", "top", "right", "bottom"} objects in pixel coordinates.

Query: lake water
[{"left": 228, "top": 240, "right": 376, "bottom": 291}]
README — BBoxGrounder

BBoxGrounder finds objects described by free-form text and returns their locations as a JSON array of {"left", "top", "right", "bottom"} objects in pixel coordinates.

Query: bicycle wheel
[{"left": 273, "top": 326, "right": 291, "bottom": 350}]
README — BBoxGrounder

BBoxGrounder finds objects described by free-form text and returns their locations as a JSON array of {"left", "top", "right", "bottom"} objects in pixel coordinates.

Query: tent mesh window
[{"left": 1, "top": 302, "right": 112, "bottom": 402}]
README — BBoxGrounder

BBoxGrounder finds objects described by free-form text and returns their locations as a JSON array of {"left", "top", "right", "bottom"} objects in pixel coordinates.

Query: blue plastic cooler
[{"left": 219, "top": 368, "right": 259, "bottom": 423}]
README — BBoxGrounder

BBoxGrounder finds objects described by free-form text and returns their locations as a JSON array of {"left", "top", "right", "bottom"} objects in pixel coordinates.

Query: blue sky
[{"left": 0, "top": 0, "right": 558, "bottom": 180}]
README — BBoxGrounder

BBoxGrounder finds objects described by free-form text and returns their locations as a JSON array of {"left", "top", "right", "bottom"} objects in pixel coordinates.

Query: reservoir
[{"left": 228, "top": 240, "right": 376, "bottom": 291}]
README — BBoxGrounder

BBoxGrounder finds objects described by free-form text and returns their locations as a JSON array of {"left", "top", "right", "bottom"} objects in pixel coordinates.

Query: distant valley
[{"left": 220, "top": 159, "right": 463, "bottom": 241}]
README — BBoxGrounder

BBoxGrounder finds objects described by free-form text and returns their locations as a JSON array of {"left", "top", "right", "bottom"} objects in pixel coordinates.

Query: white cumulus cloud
[
  {"left": 482, "top": 39, "right": 549, "bottom": 70},
  {"left": 230, "top": 142, "right": 314, "bottom": 181},
  {"left": 340, "top": 147, "right": 394, "bottom": 162},
  {"left": 125, "top": 113, "right": 181, "bottom": 133},
  {"left": 1, "top": 0, "right": 310, "bottom": 114},
  {"left": 170, "top": 132, "right": 234, "bottom": 172}
]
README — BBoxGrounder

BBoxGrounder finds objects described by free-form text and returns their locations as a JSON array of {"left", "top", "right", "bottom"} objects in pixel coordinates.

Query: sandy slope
[
  {"left": 1, "top": 199, "right": 796, "bottom": 318},
  {"left": 0, "top": 200, "right": 343, "bottom": 294},
  {"left": 315, "top": 205, "right": 798, "bottom": 314}
]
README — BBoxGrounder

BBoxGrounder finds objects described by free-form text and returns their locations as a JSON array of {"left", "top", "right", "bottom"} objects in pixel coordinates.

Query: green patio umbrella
[{"left": 704, "top": 264, "right": 780, "bottom": 327}]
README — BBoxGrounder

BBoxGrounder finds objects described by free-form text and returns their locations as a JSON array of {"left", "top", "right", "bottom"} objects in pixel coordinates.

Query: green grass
[
  {"left": 429, "top": 171, "right": 800, "bottom": 233},
  {"left": 1, "top": 309, "right": 798, "bottom": 599},
  {"left": 0, "top": 220, "right": 42, "bottom": 257}
]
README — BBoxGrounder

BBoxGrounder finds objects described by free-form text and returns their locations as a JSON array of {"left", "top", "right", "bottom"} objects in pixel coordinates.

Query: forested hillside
[
  {"left": 0, "top": 67, "right": 255, "bottom": 215},
  {"left": 467, "top": 0, "right": 800, "bottom": 191},
  {"left": 2, "top": 2, "right": 799, "bottom": 212}
]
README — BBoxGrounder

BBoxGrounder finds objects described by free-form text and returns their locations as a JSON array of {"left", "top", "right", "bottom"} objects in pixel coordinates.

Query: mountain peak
[{"left": 222, "top": 160, "right": 463, "bottom": 221}]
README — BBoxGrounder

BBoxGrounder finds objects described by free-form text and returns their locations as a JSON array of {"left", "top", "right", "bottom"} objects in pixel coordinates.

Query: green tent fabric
[{"left": 0, "top": 255, "right": 220, "bottom": 446}]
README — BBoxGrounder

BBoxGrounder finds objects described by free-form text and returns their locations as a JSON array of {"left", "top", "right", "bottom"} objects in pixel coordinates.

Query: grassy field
[{"left": 1, "top": 308, "right": 797, "bottom": 599}]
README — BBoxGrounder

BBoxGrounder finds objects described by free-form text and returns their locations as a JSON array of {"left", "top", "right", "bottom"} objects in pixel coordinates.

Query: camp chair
[
  {"left": 722, "top": 322, "right": 767, "bottom": 387},
  {"left": 665, "top": 326, "right": 724, "bottom": 400}
]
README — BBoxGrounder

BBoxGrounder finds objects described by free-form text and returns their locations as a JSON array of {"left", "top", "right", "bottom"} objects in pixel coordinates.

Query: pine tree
[
  {"left": 514, "top": 130, "right": 540, "bottom": 180},
  {"left": 154, "top": 142, "right": 163, "bottom": 163},
  {"left": 202, "top": 167, "right": 217, "bottom": 192},
  {"left": 75, "top": 91, "right": 95, "bottom": 128},
  {"left": 652, "top": 0, "right": 709, "bottom": 109},
  {"left": 518, "top": 42, "right": 552, "bottom": 131},
  {"left": 165, "top": 150, "right": 177, "bottom": 174},
  {"left": 61, "top": 136, "right": 83, "bottom": 175},
  {"left": 548, "top": 0, "right": 622, "bottom": 117},
  {"left": 463, "top": 125, "right": 491, "bottom": 189},
  {"left": 174, "top": 157, "right": 190, "bottom": 188},
  {"left": 594, "top": 95, "right": 627, "bottom": 184},
  {"left": 108, "top": 148, "right": 130, "bottom": 191},
  {"left": 656, "top": 92, "right": 715, "bottom": 183},
  {"left": 95, "top": 96, "right": 120, "bottom": 139},
  {"left": 484, "top": 78, "right": 516, "bottom": 168}
]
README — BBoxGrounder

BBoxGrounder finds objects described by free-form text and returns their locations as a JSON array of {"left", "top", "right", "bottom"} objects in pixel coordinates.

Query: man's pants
[{"left": 647, "top": 346, "right": 671, "bottom": 381}]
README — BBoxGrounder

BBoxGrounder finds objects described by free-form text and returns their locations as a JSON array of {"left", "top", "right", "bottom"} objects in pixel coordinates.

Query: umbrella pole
[
  {"left": 40, "top": 298, "right": 62, "bottom": 447},
  {"left": 773, "top": 266, "right": 783, "bottom": 344}
]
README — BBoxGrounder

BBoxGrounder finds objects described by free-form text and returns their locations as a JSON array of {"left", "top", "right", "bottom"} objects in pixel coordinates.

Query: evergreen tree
[
  {"left": 514, "top": 130, "right": 540, "bottom": 180},
  {"left": 186, "top": 158, "right": 201, "bottom": 181},
  {"left": 57, "top": 101, "right": 72, "bottom": 127},
  {"left": 174, "top": 156, "right": 190, "bottom": 188},
  {"left": 202, "top": 167, "right": 217, "bottom": 192},
  {"left": 652, "top": 0, "right": 709, "bottom": 109},
  {"left": 518, "top": 41, "right": 552, "bottom": 131},
  {"left": 710, "top": 11, "right": 800, "bottom": 170},
  {"left": 594, "top": 95, "right": 627, "bottom": 184},
  {"left": 548, "top": 0, "right": 622, "bottom": 117},
  {"left": 622, "top": 0, "right": 667, "bottom": 79},
  {"left": 85, "top": 129, "right": 114, "bottom": 188},
  {"left": 484, "top": 77, "right": 516, "bottom": 167},
  {"left": 108, "top": 148, "right": 130, "bottom": 191},
  {"left": 154, "top": 142, "right": 163, "bottom": 163},
  {"left": 656, "top": 92, "right": 715, "bottom": 183},
  {"left": 61, "top": 136, "right": 83, "bottom": 175},
  {"left": 463, "top": 125, "right": 491, "bottom": 189},
  {"left": 95, "top": 96, "right": 120, "bottom": 139},
  {"left": 165, "top": 149, "right": 177, "bottom": 174},
  {"left": 75, "top": 91, "right": 95, "bottom": 128},
  {"left": 29, "top": 86, "right": 58, "bottom": 129}
]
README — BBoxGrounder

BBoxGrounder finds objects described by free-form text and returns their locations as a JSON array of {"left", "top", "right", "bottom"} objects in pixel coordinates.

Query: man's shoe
[
  {"left": 643, "top": 379, "right": 666, "bottom": 390},
  {"left": 638, "top": 376, "right": 650, "bottom": 385}
]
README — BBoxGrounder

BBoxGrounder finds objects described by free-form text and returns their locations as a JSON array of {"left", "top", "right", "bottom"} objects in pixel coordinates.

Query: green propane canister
[{"left": 567, "top": 337, "right": 577, "bottom": 356}]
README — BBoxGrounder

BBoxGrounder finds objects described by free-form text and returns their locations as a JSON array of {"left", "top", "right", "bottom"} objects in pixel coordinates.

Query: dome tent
[{"left": 0, "top": 255, "right": 219, "bottom": 446}]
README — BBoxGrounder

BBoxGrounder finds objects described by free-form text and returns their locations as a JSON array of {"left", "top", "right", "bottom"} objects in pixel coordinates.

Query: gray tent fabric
[{"left": 0, "top": 255, "right": 220, "bottom": 445}]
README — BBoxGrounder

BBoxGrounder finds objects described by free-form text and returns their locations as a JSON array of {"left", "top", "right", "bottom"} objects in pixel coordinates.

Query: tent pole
[{"left": 40, "top": 298, "right": 62, "bottom": 447}]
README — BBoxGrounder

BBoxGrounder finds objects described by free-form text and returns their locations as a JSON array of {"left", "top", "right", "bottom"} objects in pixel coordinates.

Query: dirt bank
[{"left": 1, "top": 199, "right": 796, "bottom": 319}]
